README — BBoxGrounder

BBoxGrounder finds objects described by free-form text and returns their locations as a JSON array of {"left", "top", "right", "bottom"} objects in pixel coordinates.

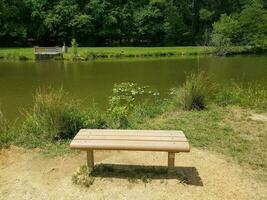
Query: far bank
[{"left": 0, "top": 46, "right": 256, "bottom": 61}]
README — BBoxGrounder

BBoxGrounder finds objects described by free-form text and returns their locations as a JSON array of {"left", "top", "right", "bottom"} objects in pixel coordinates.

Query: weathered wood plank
[
  {"left": 73, "top": 135, "right": 187, "bottom": 142},
  {"left": 70, "top": 139, "right": 190, "bottom": 152},
  {"left": 77, "top": 129, "right": 185, "bottom": 137}
]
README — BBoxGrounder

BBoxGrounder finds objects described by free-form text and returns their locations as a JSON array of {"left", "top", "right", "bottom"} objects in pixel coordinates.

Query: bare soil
[{"left": 0, "top": 146, "right": 266, "bottom": 200}]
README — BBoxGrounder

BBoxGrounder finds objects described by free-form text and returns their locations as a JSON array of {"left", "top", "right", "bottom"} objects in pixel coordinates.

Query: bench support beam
[
  {"left": 87, "top": 150, "right": 94, "bottom": 170},
  {"left": 168, "top": 152, "right": 175, "bottom": 173}
]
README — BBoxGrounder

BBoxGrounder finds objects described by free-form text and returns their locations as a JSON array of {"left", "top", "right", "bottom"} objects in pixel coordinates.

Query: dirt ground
[{"left": 0, "top": 146, "right": 266, "bottom": 200}]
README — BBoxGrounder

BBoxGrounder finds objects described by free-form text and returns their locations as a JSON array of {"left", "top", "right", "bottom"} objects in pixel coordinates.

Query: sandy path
[{"left": 0, "top": 146, "right": 266, "bottom": 200}]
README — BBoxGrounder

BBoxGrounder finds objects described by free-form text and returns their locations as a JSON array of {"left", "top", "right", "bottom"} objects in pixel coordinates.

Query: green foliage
[
  {"left": 238, "top": 83, "right": 267, "bottom": 111},
  {"left": 1, "top": 0, "right": 260, "bottom": 46},
  {"left": 21, "top": 87, "right": 85, "bottom": 147},
  {"left": 170, "top": 72, "right": 215, "bottom": 110},
  {"left": 211, "top": 14, "right": 240, "bottom": 55},
  {"left": 215, "top": 82, "right": 267, "bottom": 111},
  {"left": 0, "top": 0, "right": 27, "bottom": 46},
  {"left": 238, "top": 5, "right": 267, "bottom": 50},
  {"left": 143, "top": 105, "right": 267, "bottom": 171},
  {"left": 71, "top": 39, "right": 78, "bottom": 57},
  {"left": 107, "top": 82, "right": 161, "bottom": 128},
  {"left": 211, "top": 4, "right": 267, "bottom": 54},
  {"left": 0, "top": 111, "right": 10, "bottom": 148},
  {"left": 215, "top": 83, "right": 242, "bottom": 106},
  {"left": 199, "top": 9, "right": 214, "bottom": 21},
  {"left": 72, "top": 165, "right": 95, "bottom": 188},
  {"left": 83, "top": 105, "right": 107, "bottom": 129}
]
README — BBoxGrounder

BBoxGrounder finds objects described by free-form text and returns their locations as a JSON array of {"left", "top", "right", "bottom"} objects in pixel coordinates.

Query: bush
[
  {"left": 71, "top": 39, "right": 78, "bottom": 58},
  {"left": 211, "top": 14, "right": 240, "bottom": 55},
  {"left": 21, "top": 88, "right": 85, "bottom": 146},
  {"left": 107, "top": 82, "right": 162, "bottom": 128},
  {"left": 170, "top": 72, "right": 215, "bottom": 110}
]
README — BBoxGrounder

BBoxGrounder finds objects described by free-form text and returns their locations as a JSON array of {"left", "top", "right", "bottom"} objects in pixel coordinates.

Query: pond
[{"left": 0, "top": 55, "right": 267, "bottom": 121}]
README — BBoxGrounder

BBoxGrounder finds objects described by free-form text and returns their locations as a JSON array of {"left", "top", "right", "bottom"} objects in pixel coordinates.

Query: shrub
[
  {"left": 21, "top": 88, "right": 85, "bottom": 146},
  {"left": 71, "top": 39, "right": 78, "bottom": 57},
  {"left": 107, "top": 82, "right": 161, "bottom": 128},
  {"left": 211, "top": 14, "right": 240, "bottom": 55},
  {"left": 170, "top": 72, "right": 215, "bottom": 110}
]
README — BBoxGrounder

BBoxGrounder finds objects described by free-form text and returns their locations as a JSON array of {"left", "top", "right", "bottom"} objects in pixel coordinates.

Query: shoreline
[{"left": 0, "top": 46, "right": 260, "bottom": 61}]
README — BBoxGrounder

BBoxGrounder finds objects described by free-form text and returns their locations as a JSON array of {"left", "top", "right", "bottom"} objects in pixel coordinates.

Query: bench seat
[{"left": 70, "top": 129, "right": 190, "bottom": 172}]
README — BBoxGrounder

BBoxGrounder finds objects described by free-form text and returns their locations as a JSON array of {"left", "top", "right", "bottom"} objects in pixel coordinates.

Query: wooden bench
[{"left": 70, "top": 129, "right": 190, "bottom": 173}]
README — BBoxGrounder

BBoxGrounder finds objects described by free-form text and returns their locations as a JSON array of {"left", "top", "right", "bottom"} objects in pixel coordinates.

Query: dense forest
[{"left": 0, "top": 0, "right": 266, "bottom": 47}]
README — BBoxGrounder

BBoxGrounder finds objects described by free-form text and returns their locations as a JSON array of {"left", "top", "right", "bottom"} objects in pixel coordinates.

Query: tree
[
  {"left": 211, "top": 14, "right": 240, "bottom": 55},
  {"left": 133, "top": 3, "right": 165, "bottom": 45},
  {"left": 238, "top": 4, "right": 267, "bottom": 49},
  {"left": 0, "top": 0, "right": 27, "bottom": 46},
  {"left": 211, "top": 3, "right": 267, "bottom": 54}
]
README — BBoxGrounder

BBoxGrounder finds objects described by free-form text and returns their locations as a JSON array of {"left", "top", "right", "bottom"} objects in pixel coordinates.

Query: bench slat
[
  {"left": 73, "top": 135, "right": 187, "bottom": 142},
  {"left": 70, "top": 139, "right": 190, "bottom": 152},
  {"left": 78, "top": 129, "right": 185, "bottom": 137}
]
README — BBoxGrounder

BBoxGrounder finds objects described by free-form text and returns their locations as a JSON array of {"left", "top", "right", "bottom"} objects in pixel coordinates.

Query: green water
[{"left": 0, "top": 55, "right": 266, "bottom": 121}]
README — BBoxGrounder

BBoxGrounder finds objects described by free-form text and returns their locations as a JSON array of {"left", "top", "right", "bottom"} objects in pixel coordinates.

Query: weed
[
  {"left": 170, "top": 72, "right": 215, "bottom": 110},
  {"left": 72, "top": 165, "right": 95, "bottom": 188}
]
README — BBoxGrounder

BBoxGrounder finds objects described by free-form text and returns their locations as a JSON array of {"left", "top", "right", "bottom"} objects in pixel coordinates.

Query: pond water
[{"left": 0, "top": 55, "right": 267, "bottom": 121}]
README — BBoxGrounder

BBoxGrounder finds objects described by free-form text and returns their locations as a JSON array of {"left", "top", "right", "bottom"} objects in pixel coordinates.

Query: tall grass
[
  {"left": 0, "top": 110, "right": 10, "bottom": 148},
  {"left": 20, "top": 88, "right": 85, "bottom": 147},
  {"left": 17, "top": 87, "right": 108, "bottom": 148},
  {"left": 215, "top": 82, "right": 267, "bottom": 111},
  {"left": 171, "top": 72, "right": 266, "bottom": 112},
  {"left": 170, "top": 72, "right": 215, "bottom": 110}
]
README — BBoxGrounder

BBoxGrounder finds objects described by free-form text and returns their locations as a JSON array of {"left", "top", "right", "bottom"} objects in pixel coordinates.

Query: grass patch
[
  {"left": 0, "top": 48, "right": 33, "bottom": 60},
  {"left": 215, "top": 82, "right": 267, "bottom": 111},
  {"left": 142, "top": 106, "right": 267, "bottom": 172},
  {"left": 0, "top": 110, "right": 11, "bottom": 148},
  {"left": 39, "top": 140, "right": 78, "bottom": 157}
]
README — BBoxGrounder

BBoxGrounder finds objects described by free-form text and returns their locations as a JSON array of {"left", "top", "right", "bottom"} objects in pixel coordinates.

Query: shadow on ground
[{"left": 90, "top": 164, "right": 203, "bottom": 186}]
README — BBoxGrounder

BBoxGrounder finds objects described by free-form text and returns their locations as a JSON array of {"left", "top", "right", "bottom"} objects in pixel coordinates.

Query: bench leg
[
  {"left": 168, "top": 152, "right": 175, "bottom": 173},
  {"left": 87, "top": 150, "right": 94, "bottom": 170}
]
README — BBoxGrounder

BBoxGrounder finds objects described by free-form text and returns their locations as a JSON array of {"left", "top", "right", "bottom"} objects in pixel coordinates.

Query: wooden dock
[{"left": 34, "top": 46, "right": 63, "bottom": 59}]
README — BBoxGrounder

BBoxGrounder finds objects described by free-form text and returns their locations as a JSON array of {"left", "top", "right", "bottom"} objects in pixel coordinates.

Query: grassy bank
[
  {"left": 0, "top": 46, "right": 251, "bottom": 61},
  {"left": 0, "top": 73, "right": 266, "bottom": 177}
]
